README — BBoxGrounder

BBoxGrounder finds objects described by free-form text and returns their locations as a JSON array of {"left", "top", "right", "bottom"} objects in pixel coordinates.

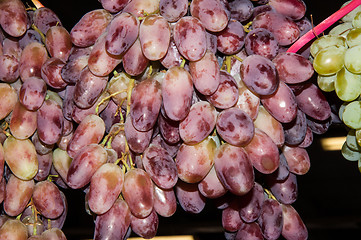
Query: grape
[
  {"left": 41, "top": 228, "right": 67, "bottom": 239},
  {"left": 240, "top": 54, "right": 278, "bottom": 96},
  {"left": 298, "top": 126, "right": 314, "bottom": 148},
  {"left": 189, "top": 50, "right": 220, "bottom": 96},
  {"left": 216, "top": 19, "right": 245, "bottom": 55},
  {"left": 179, "top": 101, "right": 217, "bottom": 144},
  {"left": 346, "top": 27, "right": 361, "bottom": 47},
  {"left": 269, "top": 0, "right": 306, "bottom": 20},
  {"left": 281, "top": 204, "right": 308, "bottom": 240},
  {"left": 99, "top": 0, "right": 130, "bottom": 13},
  {"left": 87, "top": 31, "right": 122, "bottom": 77},
  {"left": 0, "top": 0, "right": 28, "bottom": 37},
  {"left": 329, "top": 21, "right": 353, "bottom": 37},
  {"left": 61, "top": 47, "right": 91, "bottom": 84},
  {"left": 130, "top": 78, "right": 162, "bottom": 131},
  {"left": 313, "top": 45, "right": 347, "bottom": 76},
  {"left": 33, "top": 7, "right": 62, "bottom": 35},
  {"left": 123, "top": 0, "right": 160, "bottom": 18},
  {"left": 74, "top": 67, "right": 108, "bottom": 109},
  {"left": 122, "top": 168, "right": 154, "bottom": 218},
  {"left": 37, "top": 97, "right": 63, "bottom": 145},
  {"left": 4, "top": 175, "right": 34, "bottom": 217},
  {"left": 157, "top": 113, "right": 180, "bottom": 144},
  {"left": 153, "top": 184, "right": 177, "bottom": 217},
  {"left": 124, "top": 115, "right": 153, "bottom": 153},
  {"left": 32, "top": 180, "right": 64, "bottom": 219},
  {"left": 88, "top": 163, "right": 124, "bottom": 215},
  {"left": 143, "top": 144, "right": 178, "bottom": 189},
  {"left": 19, "top": 42, "right": 49, "bottom": 82},
  {"left": 244, "top": 28, "right": 279, "bottom": 59},
  {"left": 254, "top": 106, "right": 285, "bottom": 148},
  {"left": 18, "top": 77, "right": 47, "bottom": 111},
  {"left": 67, "top": 114, "right": 105, "bottom": 158},
  {"left": 206, "top": 70, "right": 239, "bottom": 109},
  {"left": 335, "top": 67, "right": 361, "bottom": 102},
  {"left": 317, "top": 74, "right": 336, "bottom": 92},
  {"left": 229, "top": 0, "right": 254, "bottom": 22},
  {"left": 176, "top": 136, "right": 215, "bottom": 184},
  {"left": 295, "top": 83, "right": 331, "bottom": 121},
  {"left": 52, "top": 148, "right": 72, "bottom": 184},
  {"left": 130, "top": 209, "right": 159, "bottom": 239},
  {"left": 244, "top": 128, "right": 280, "bottom": 174},
  {"left": 239, "top": 182, "right": 265, "bottom": 223},
  {"left": 214, "top": 143, "right": 254, "bottom": 196},
  {"left": 45, "top": 26, "right": 72, "bottom": 63},
  {"left": 235, "top": 75, "right": 260, "bottom": 120},
  {"left": 105, "top": 12, "right": 139, "bottom": 56},
  {"left": 257, "top": 198, "right": 283, "bottom": 240},
  {"left": 160, "top": 37, "right": 183, "bottom": 69},
  {"left": 235, "top": 222, "right": 264, "bottom": 240},
  {"left": 35, "top": 152, "right": 52, "bottom": 181},
  {"left": 107, "top": 72, "right": 131, "bottom": 107},
  {"left": 173, "top": 16, "right": 207, "bottom": 61},
  {"left": 8, "top": 101, "right": 36, "bottom": 140},
  {"left": 67, "top": 144, "right": 107, "bottom": 189},
  {"left": 139, "top": 14, "right": 170, "bottom": 61},
  {"left": 0, "top": 219, "right": 28, "bottom": 240},
  {"left": 41, "top": 57, "right": 67, "bottom": 89},
  {"left": 175, "top": 180, "right": 206, "bottom": 214},
  {"left": 253, "top": 11, "right": 300, "bottom": 46},
  {"left": 159, "top": 0, "right": 188, "bottom": 22},
  {"left": 190, "top": 0, "right": 230, "bottom": 32},
  {"left": 70, "top": 9, "right": 112, "bottom": 48},
  {"left": 342, "top": 101, "right": 361, "bottom": 129},
  {"left": 344, "top": 44, "right": 361, "bottom": 74},
  {"left": 267, "top": 173, "right": 298, "bottom": 205},
  {"left": 272, "top": 52, "right": 314, "bottom": 84},
  {"left": 32, "top": 131, "right": 54, "bottom": 155},
  {"left": 222, "top": 200, "right": 243, "bottom": 232},
  {"left": 94, "top": 199, "right": 131, "bottom": 240},
  {"left": 216, "top": 107, "right": 254, "bottom": 147},
  {"left": 198, "top": 165, "right": 227, "bottom": 199},
  {"left": 122, "top": 38, "right": 149, "bottom": 76},
  {"left": 310, "top": 35, "right": 347, "bottom": 58},
  {"left": 3, "top": 136, "right": 38, "bottom": 181},
  {"left": 341, "top": 142, "right": 360, "bottom": 161}
]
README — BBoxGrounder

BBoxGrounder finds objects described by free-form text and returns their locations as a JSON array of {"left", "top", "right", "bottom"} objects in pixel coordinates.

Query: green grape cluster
[{"left": 311, "top": 3, "right": 361, "bottom": 169}]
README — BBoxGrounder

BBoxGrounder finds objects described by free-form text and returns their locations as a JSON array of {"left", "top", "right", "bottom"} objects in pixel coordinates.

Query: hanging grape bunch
[
  {"left": 0, "top": 0, "right": 358, "bottom": 239},
  {"left": 309, "top": 1, "right": 361, "bottom": 168}
]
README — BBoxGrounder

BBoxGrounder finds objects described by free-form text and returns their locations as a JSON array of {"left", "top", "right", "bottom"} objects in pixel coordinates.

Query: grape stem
[{"left": 287, "top": 0, "right": 361, "bottom": 53}]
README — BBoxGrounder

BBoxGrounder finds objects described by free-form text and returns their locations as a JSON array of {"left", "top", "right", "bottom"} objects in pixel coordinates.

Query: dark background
[{"left": 22, "top": 0, "right": 361, "bottom": 239}]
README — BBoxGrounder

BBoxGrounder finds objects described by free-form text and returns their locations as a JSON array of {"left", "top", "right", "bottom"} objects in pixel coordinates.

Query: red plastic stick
[
  {"left": 31, "top": 0, "right": 44, "bottom": 8},
  {"left": 287, "top": 0, "right": 361, "bottom": 53}
]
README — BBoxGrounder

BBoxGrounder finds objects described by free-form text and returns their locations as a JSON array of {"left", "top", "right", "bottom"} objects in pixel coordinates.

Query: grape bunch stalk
[{"left": 0, "top": 0, "right": 358, "bottom": 239}]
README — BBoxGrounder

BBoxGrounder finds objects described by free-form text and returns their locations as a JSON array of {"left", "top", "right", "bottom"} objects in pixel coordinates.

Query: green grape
[
  {"left": 356, "top": 129, "right": 361, "bottom": 147},
  {"left": 338, "top": 102, "right": 348, "bottom": 122},
  {"left": 352, "top": 11, "right": 361, "bottom": 28},
  {"left": 341, "top": 1, "right": 361, "bottom": 23},
  {"left": 342, "top": 142, "right": 360, "bottom": 161},
  {"left": 344, "top": 44, "right": 361, "bottom": 73},
  {"left": 313, "top": 45, "right": 346, "bottom": 76},
  {"left": 342, "top": 101, "right": 361, "bottom": 129},
  {"left": 317, "top": 74, "right": 336, "bottom": 92},
  {"left": 329, "top": 22, "right": 353, "bottom": 37},
  {"left": 346, "top": 129, "right": 361, "bottom": 151},
  {"left": 346, "top": 28, "right": 361, "bottom": 47},
  {"left": 310, "top": 35, "right": 347, "bottom": 57},
  {"left": 335, "top": 67, "right": 361, "bottom": 101}
]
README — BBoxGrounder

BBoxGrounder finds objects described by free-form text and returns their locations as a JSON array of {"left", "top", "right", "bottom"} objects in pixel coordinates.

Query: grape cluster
[
  {"left": 311, "top": 1, "right": 361, "bottom": 169},
  {"left": 0, "top": 0, "right": 339, "bottom": 239}
]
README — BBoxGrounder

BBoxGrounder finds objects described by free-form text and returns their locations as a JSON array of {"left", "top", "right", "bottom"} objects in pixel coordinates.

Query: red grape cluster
[{"left": 0, "top": 0, "right": 341, "bottom": 239}]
